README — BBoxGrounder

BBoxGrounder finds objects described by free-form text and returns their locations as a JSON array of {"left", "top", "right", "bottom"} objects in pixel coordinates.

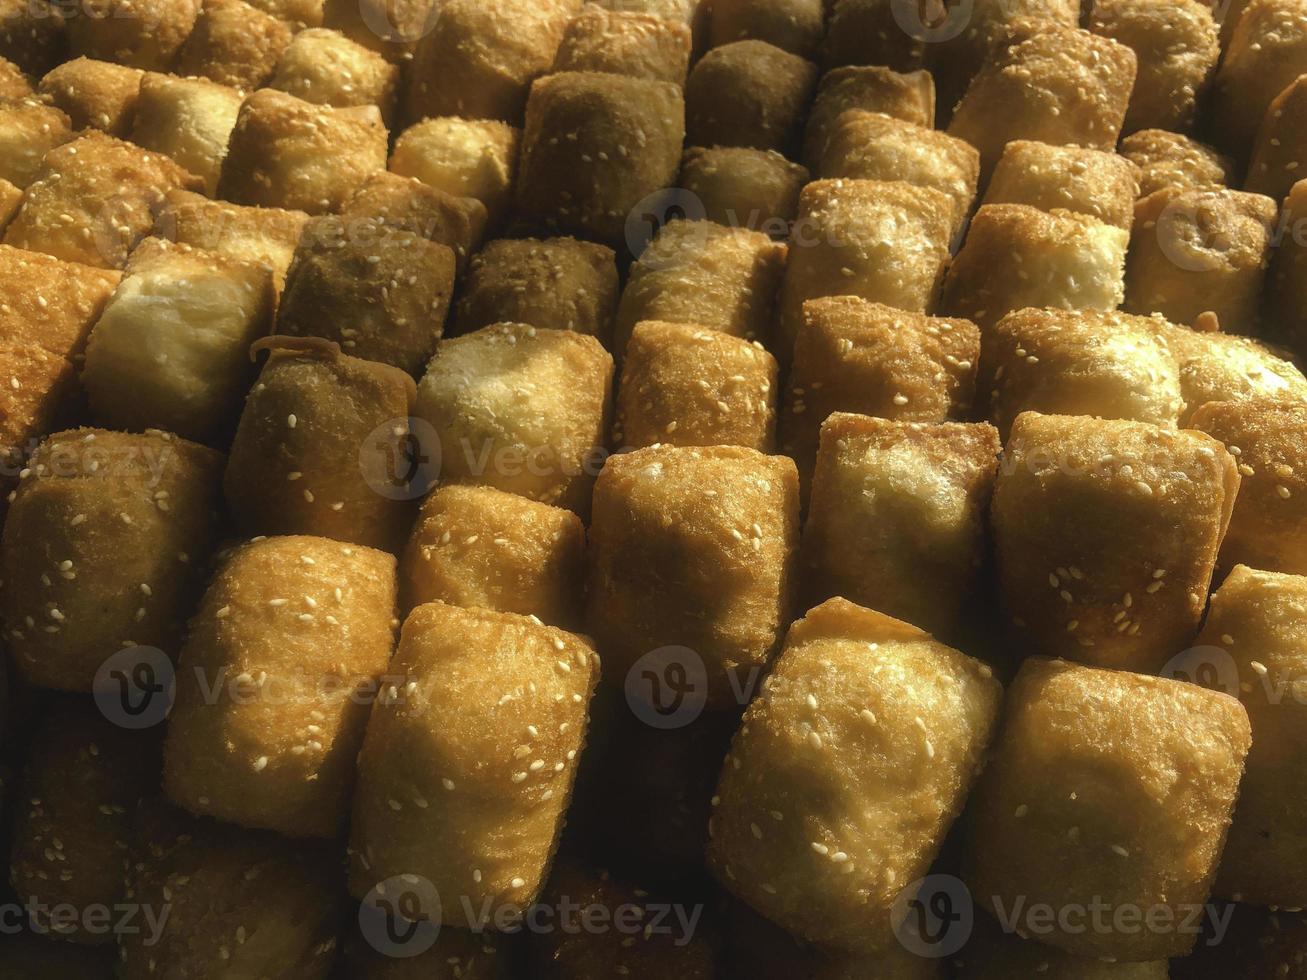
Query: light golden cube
[
  {"left": 0, "top": 98, "right": 72, "bottom": 189},
  {"left": 0, "top": 244, "right": 120, "bottom": 358},
  {"left": 341, "top": 171, "right": 488, "bottom": 274},
  {"left": 389, "top": 117, "right": 520, "bottom": 227},
  {"left": 553, "top": 5, "right": 692, "bottom": 84},
  {"left": 1120, "top": 128, "right": 1233, "bottom": 197},
  {"left": 174, "top": 0, "right": 294, "bottom": 90},
  {"left": 1168, "top": 327, "right": 1307, "bottom": 425},
  {"left": 982, "top": 140, "right": 1140, "bottom": 231},
  {"left": 129, "top": 73, "right": 243, "bottom": 196},
  {"left": 38, "top": 57, "right": 143, "bottom": 136},
  {"left": 269, "top": 28, "right": 401, "bottom": 125},
  {"left": 803, "top": 65, "right": 935, "bottom": 171}
]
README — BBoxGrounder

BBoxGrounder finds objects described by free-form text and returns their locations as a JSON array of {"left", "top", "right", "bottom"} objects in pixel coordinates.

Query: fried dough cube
[
  {"left": 1269, "top": 179, "right": 1307, "bottom": 357},
  {"left": 0, "top": 176, "right": 19, "bottom": 231},
  {"left": 708, "top": 596, "right": 1002, "bottom": 952},
  {"left": 81, "top": 238, "right": 275, "bottom": 444},
  {"left": 164, "top": 536, "right": 396, "bottom": 838},
  {"left": 218, "top": 90, "right": 387, "bottom": 216},
  {"left": 414, "top": 323, "right": 613, "bottom": 515},
  {"left": 708, "top": 0, "right": 823, "bottom": 57},
  {"left": 820, "top": 0, "right": 923, "bottom": 72},
  {"left": 1121, "top": 129, "right": 1234, "bottom": 196},
  {"left": 246, "top": 0, "right": 323, "bottom": 30},
  {"left": 10, "top": 700, "right": 157, "bottom": 944},
  {"left": 348, "top": 601, "right": 598, "bottom": 926},
  {"left": 516, "top": 71, "right": 685, "bottom": 246},
  {"left": 153, "top": 189, "right": 310, "bottom": 290},
  {"left": 1247, "top": 74, "right": 1307, "bottom": 204},
  {"left": 594, "top": 0, "right": 705, "bottom": 35},
  {"left": 119, "top": 808, "right": 343, "bottom": 979},
  {"left": 1212, "top": 0, "right": 1307, "bottom": 160},
  {"left": 1089, "top": 0, "right": 1218, "bottom": 134},
  {"left": 993, "top": 412, "right": 1238, "bottom": 672},
  {"left": 269, "top": 28, "right": 400, "bottom": 125},
  {"left": 0, "top": 52, "right": 26, "bottom": 98},
  {"left": 0, "top": 0, "right": 66, "bottom": 76},
  {"left": 940, "top": 204, "right": 1129, "bottom": 331},
  {"left": 815, "top": 111, "right": 980, "bottom": 237},
  {"left": 66, "top": 0, "right": 198, "bottom": 70},
  {"left": 801, "top": 414, "right": 999, "bottom": 639},
  {"left": 275, "top": 216, "right": 455, "bottom": 375},
  {"left": 0, "top": 99, "right": 71, "bottom": 189},
  {"left": 344, "top": 926, "right": 509, "bottom": 979},
  {"left": 614, "top": 220, "right": 786, "bottom": 356},
  {"left": 453, "top": 237, "right": 618, "bottom": 342},
  {"left": 1124, "top": 187, "right": 1278, "bottom": 334},
  {"left": 980, "top": 309, "right": 1184, "bottom": 438},
  {"left": 553, "top": 5, "right": 692, "bottom": 84},
  {"left": 0, "top": 343, "right": 78, "bottom": 484},
  {"left": 37, "top": 57, "right": 142, "bottom": 135},
  {"left": 129, "top": 73, "right": 242, "bottom": 196},
  {"left": 319, "top": 0, "right": 433, "bottom": 61},
  {"left": 586, "top": 445, "right": 800, "bottom": 709},
  {"left": 1174, "top": 905, "right": 1307, "bottom": 980},
  {"left": 778, "top": 297, "right": 981, "bottom": 484},
  {"left": 778, "top": 179, "right": 954, "bottom": 358},
  {"left": 1, "top": 428, "right": 223, "bottom": 691},
  {"left": 224, "top": 342, "right": 418, "bottom": 551},
  {"left": 389, "top": 118, "right": 519, "bottom": 227},
  {"left": 341, "top": 171, "right": 488, "bottom": 274},
  {"left": 966, "top": 657, "right": 1250, "bottom": 960},
  {"left": 401, "top": 485, "right": 585, "bottom": 627},
  {"left": 982, "top": 140, "right": 1140, "bottom": 231},
  {"left": 4, "top": 132, "right": 201, "bottom": 269},
  {"left": 685, "top": 40, "right": 817, "bottom": 154},
  {"left": 174, "top": 0, "right": 294, "bottom": 90},
  {"left": 0, "top": 245, "right": 120, "bottom": 358},
  {"left": 613, "top": 320, "right": 778, "bottom": 452},
  {"left": 1168, "top": 328, "right": 1307, "bottom": 424},
  {"left": 803, "top": 65, "right": 935, "bottom": 170},
  {"left": 1189, "top": 400, "right": 1307, "bottom": 575},
  {"left": 403, "top": 0, "right": 580, "bottom": 125},
  {"left": 949, "top": 27, "right": 1137, "bottom": 177},
  {"left": 678, "top": 146, "right": 809, "bottom": 235}
]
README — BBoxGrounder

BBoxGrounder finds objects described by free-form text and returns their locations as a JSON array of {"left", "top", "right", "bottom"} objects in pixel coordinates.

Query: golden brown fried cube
[
  {"left": 802, "top": 414, "right": 999, "bottom": 639},
  {"left": 1089, "top": 0, "right": 1218, "bottom": 134},
  {"left": 708, "top": 596, "right": 1002, "bottom": 953},
  {"left": 4, "top": 131, "right": 201, "bottom": 269},
  {"left": 1212, "top": 0, "right": 1307, "bottom": 159},
  {"left": 614, "top": 320, "right": 778, "bottom": 451},
  {"left": 389, "top": 117, "right": 519, "bottom": 227},
  {"left": 319, "top": 0, "right": 434, "bottom": 61},
  {"left": 1121, "top": 128, "right": 1233, "bottom": 197},
  {"left": 153, "top": 189, "right": 310, "bottom": 290},
  {"left": 965, "top": 657, "right": 1250, "bottom": 961},
  {"left": 0, "top": 0, "right": 66, "bottom": 76},
  {"left": 993, "top": 412, "right": 1239, "bottom": 672},
  {"left": 174, "top": 0, "right": 294, "bottom": 90},
  {"left": 709, "top": 0, "right": 823, "bottom": 57},
  {"left": 0, "top": 245, "right": 120, "bottom": 358},
  {"left": 246, "top": 0, "right": 322, "bottom": 29},
  {"left": 586, "top": 444, "right": 800, "bottom": 709},
  {"left": 9, "top": 700, "right": 158, "bottom": 944},
  {"left": 940, "top": 204, "right": 1129, "bottom": 331},
  {"left": 615, "top": 219, "right": 787, "bottom": 356},
  {"left": 119, "top": 809, "right": 343, "bottom": 979},
  {"left": 269, "top": 28, "right": 400, "bottom": 125},
  {"left": 815, "top": 110, "right": 980, "bottom": 237},
  {"left": 1, "top": 428, "right": 224, "bottom": 691},
  {"left": 403, "top": 0, "right": 580, "bottom": 125},
  {"left": 0, "top": 343, "right": 77, "bottom": 481},
  {"left": 1125, "top": 186, "right": 1278, "bottom": 334},
  {"left": 129, "top": 73, "right": 243, "bottom": 196},
  {"left": 348, "top": 601, "right": 598, "bottom": 927},
  {"left": 275, "top": 216, "right": 455, "bottom": 376},
  {"left": 820, "top": 0, "right": 923, "bottom": 72},
  {"left": 164, "top": 535, "right": 397, "bottom": 838},
  {"left": 779, "top": 296, "right": 981, "bottom": 485},
  {"left": 37, "top": 57, "right": 142, "bottom": 135},
  {"left": 685, "top": 40, "right": 817, "bottom": 154},
  {"left": 224, "top": 342, "right": 418, "bottom": 551},
  {"left": 980, "top": 308, "right": 1184, "bottom": 439},
  {"left": 1189, "top": 399, "right": 1307, "bottom": 575},
  {"left": 516, "top": 70, "right": 685, "bottom": 247},
  {"left": 218, "top": 89, "right": 387, "bottom": 215},
  {"left": 81, "top": 238, "right": 275, "bottom": 445},
  {"left": 1247, "top": 74, "right": 1307, "bottom": 205},
  {"left": 982, "top": 140, "right": 1140, "bottom": 231},
  {"left": 453, "top": 237, "right": 618, "bottom": 342},
  {"left": 778, "top": 179, "right": 954, "bottom": 358},
  {"left": 341, "top": 171, "right": 488, "bottom": 274},
  {"left": 1168, "top": 327, "right": 1307, "bottom": 424},
  {"left": 401, "top": 484, "right": 586, "bottom": 627},
  {"left": 1269, "top": 179, "right": 1307, "bottom": 357},
  {"left": 0, "top": 98, "right": 71, "bottom": 189},
  {"left": 679, "top": 146, "right": 809, "bottom": 235},
  {"left": 803, "top": 65, "right": 935, "bottom": 171},
  {"left": 949, "top": 26, "right": 1137, "bottom": 177},
  {"left": 0, "top": 53, "right": 30, "bottom": 99},
  {"left": 553, "top": 5, "right": 692, "bottom": 84},
  {"left": 1192, "top": 566, "right": 1307, "bottom": 907},
  {"left": 414, "top": 323, "right": 613, "bottom": 515},
  {"left": 66, "top": 0, "right": 198, "bottom": 70}
]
